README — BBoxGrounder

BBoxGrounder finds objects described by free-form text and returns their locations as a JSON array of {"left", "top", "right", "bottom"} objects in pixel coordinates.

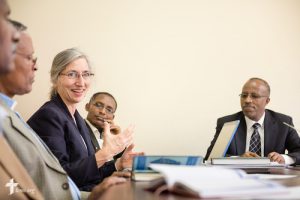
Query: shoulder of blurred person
[
  {"left": 0, "top": 83, "right": 74, "bottom": 200},
  {"left": 0, "top": 134, "right": 44, "bottom": 200}
]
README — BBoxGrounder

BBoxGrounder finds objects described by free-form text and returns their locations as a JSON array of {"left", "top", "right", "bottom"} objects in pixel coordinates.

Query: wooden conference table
[{"left": 99, "top": 166, "right": 300, "bottom": 200}]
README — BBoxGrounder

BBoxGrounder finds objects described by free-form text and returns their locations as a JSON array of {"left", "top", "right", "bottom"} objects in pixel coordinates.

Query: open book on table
[{"left": 146, "top": 164, "right": 288, "bottom": 199}]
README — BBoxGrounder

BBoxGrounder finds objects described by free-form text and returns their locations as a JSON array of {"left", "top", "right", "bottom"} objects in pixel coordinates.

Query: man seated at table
[
  {"left": 85, "top": 92, "right": 125, "bottom": 160},
  {"left": 205, "top": 77, "right": 300, "bottom": 165}
]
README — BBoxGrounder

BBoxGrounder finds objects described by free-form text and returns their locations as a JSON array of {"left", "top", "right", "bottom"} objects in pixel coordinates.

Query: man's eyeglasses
[
  {"left": 16, "top": 52, "right": 37, "bottom": 65},
  {"left": 59, "top": 71, "right": 94, "bottom": 80},
  {"left": 239, "top": 93, "right": 268, "bottom": 99},
  {"left": 93, "top": 102, "right": 114, "bottom": 114}
]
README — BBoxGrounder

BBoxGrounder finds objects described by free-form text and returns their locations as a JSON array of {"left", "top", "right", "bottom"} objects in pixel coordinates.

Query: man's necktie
[{"left": 249, "top": 123, "right": 261, "bottom": 156}]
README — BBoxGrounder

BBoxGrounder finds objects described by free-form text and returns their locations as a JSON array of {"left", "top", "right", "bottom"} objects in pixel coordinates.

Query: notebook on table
[{"left": 131, "top": 155, "right": 203, "bottom": 181}]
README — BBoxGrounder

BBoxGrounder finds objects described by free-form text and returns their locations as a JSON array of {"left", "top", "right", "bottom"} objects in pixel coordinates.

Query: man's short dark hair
[
  {"left": 248, "top": 77, "right": 271, "bottom": 96},
  {"left": 89, "top": 92, "right": 118, "bottom": 111}
]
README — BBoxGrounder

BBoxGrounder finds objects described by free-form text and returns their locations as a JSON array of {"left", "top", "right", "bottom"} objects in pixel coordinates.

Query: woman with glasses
[{"left": 27, "top": 48, "right": 138, "bottom": 191}]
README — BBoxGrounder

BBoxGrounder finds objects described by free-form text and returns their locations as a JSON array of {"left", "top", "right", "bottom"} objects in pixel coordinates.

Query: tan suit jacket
[
  {"left": 0, "top": 100, "right": 74, "bottom": 200},
  {"left": 0, "top": 135, "right": 43, "bottom": 200}
]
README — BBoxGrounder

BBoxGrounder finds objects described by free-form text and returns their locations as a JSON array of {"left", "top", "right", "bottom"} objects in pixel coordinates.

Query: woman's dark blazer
[{"left": 27, "top": 94, "right": 116, "bottom": 191}]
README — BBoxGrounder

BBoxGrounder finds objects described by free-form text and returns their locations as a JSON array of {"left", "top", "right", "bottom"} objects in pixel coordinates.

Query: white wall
[{"left": 9, "top": 0, "right": 300, "bottom": 156}]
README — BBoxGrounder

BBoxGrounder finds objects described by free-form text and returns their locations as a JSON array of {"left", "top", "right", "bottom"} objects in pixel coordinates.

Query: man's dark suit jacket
[
  {"left": 205, "top": 109, "right": 300, "bottom": 165},
  {"left": 85, "top": 121, "right": 124, "bottom": 159},
  {"left": 27, "top": 94, "right": 116, "bottom": 191}
]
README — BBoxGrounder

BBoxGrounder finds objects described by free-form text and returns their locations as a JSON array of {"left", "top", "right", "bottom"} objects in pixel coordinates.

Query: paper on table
[
  {"left": 150, "top": 164, "right": 247, "bottom": 186},
  {"left": 255, "top": 186, "right": 300, "bottom": 199},
  {"left": 149, "top": 164, "right": 288, "bottom": 199}
]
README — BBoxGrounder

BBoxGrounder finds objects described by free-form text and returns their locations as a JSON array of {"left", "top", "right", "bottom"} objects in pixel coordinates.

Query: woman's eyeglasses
[{"left": 59, "top": 71, "right": 94, "bottom": 80}]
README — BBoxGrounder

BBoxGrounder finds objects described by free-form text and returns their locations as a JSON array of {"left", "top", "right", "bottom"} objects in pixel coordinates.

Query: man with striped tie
[{"left": 205, "top": 77, "right": 300, "bottom": 165}]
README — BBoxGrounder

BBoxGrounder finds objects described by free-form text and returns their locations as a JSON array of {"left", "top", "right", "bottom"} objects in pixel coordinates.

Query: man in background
[
  {"left": 85, "top": 92, "right": 125, "bottom": 160},
  {"left": 85, "top": 92, "right": 118, "bottom": 150},
  {"left": 205, "top": 77, "right": 300, "bottom": 165}
]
